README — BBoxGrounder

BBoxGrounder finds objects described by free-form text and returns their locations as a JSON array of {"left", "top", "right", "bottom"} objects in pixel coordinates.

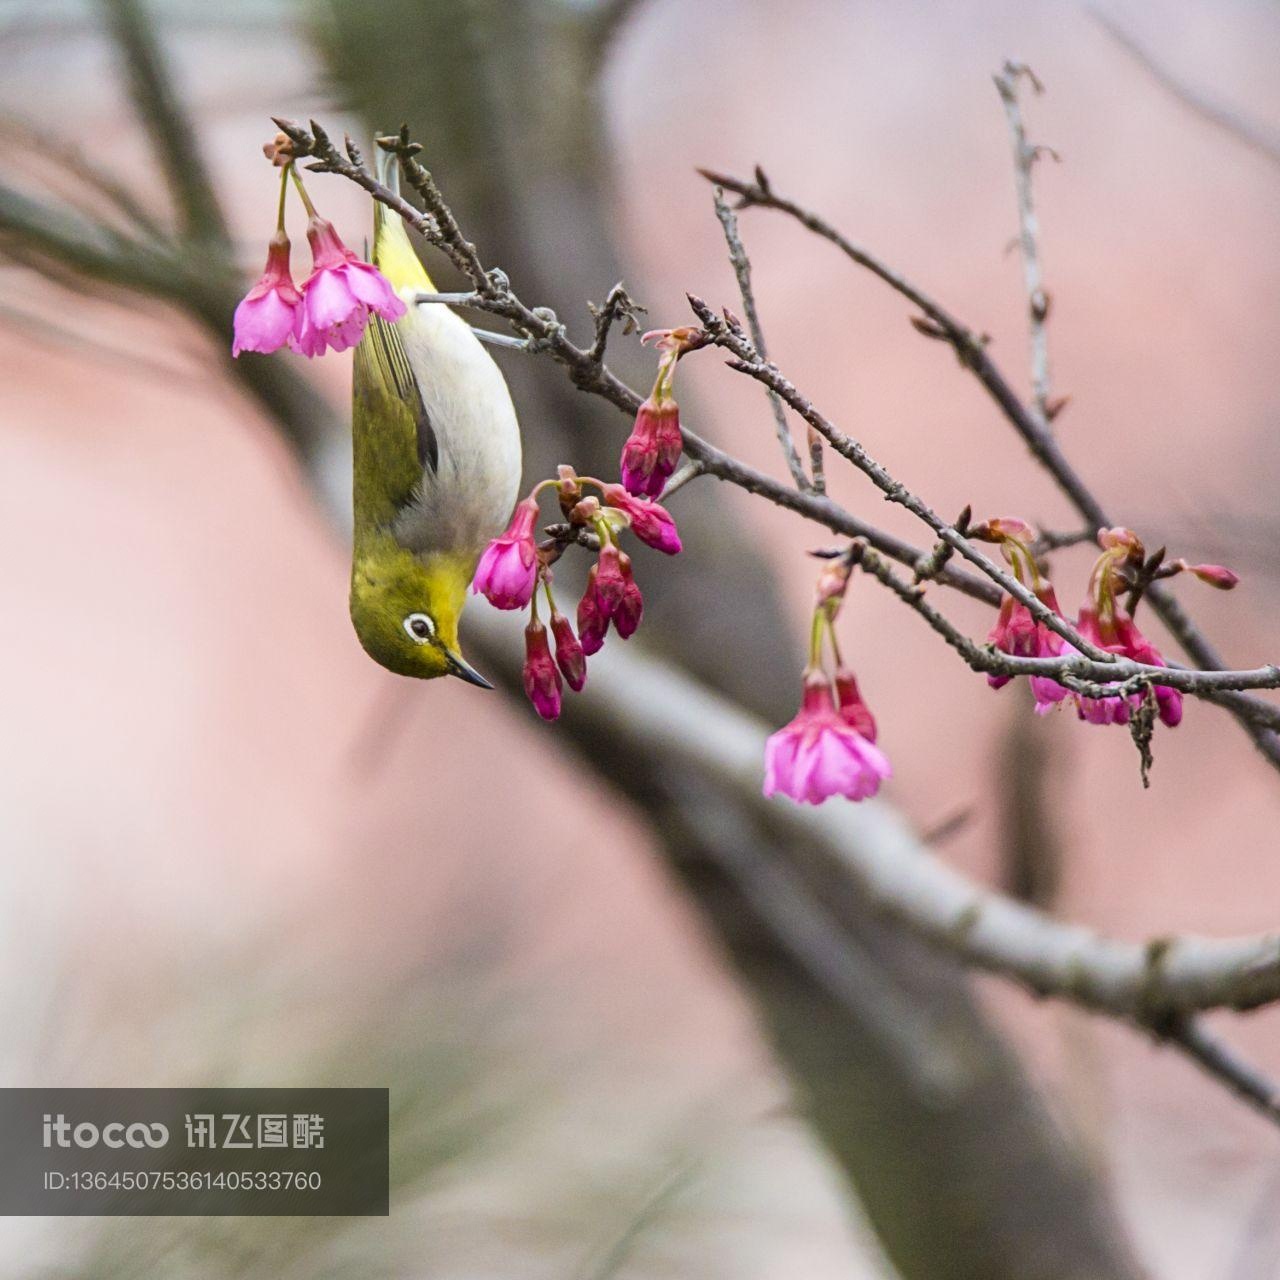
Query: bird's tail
[{"left": 372, "top": 144, "right": 434, "bottom": 294}]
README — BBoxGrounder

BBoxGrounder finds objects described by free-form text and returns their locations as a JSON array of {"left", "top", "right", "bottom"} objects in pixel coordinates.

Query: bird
[{"left": 348, "top": 152, "right": 522, "bottom": 686}]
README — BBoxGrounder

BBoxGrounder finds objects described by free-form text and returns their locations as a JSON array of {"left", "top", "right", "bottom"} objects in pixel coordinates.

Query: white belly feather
[{"left": 391, "top": 300, "right": 523, "bottom": 556}]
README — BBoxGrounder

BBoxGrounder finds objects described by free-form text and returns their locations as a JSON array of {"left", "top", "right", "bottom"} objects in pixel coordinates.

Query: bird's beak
[{"left": 446, "top": 650, "right": 494, "bottom": 690}]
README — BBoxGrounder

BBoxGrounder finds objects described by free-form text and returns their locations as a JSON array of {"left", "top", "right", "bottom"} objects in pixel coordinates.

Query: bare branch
[
  {"left": 1090, "top": 8, "right": 1280, "bottom": 170},
  {"left": 699, "top": 165, "right": 1280, "bottom": 770},
  {"left": 710, "top": 185, "right": 811, "bottom": 491},
  {"left": 1162, "top": 1018, "right": 1280, "bottom": 1127},
  {"left": 994, "top": 61, "right": 1056, "bottom": 426},
  {"left": 587, "top": 282, "right": 646, "bottom": 365},
  {"left": 99, "top": 0, "right": 230, "bottom": 245}
]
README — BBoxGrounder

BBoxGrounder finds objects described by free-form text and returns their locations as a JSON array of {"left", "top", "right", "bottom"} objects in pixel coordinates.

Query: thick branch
[{"left": 541, "top": 629, "right": 1280, "bottom": 1023}]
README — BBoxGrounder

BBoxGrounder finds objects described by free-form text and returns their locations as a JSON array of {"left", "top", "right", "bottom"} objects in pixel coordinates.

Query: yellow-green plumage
[{"left": 349, "top": 168, "right": 522, "bottom": 683}]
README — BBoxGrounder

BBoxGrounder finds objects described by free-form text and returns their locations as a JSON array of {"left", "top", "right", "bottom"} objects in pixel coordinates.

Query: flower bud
[
  {"left": 600, "top": 484, "right": 682, "bottom": 555},
  {"left": 592, "top": 545, "right": 628, "bottom": 612},
  {"left": 556, "top": 465, "right": 583, "bottom": 519},
  {"left": 522, "top": 619, "right": 563, "bottom": 721},
  {"left": 620, "top": 396, "right": 682, "bottom": 499},
  {"left": 815, "top": 558, "right": 852, "bottom": 608},
  {"left": 577, "top": 577, "right": 609, "bottom": 656},
  {"left": 614, "top": 556, "right": 644, "bottom": 639},
  {"left": 550, "top": 610, "right": 587, "bottom": 691},
  {"left": 569, "top": 495, "right": 600, "bottom": 527},
  {"left": 1187, "top": 563, "right": 1239, "bottom": 590}
]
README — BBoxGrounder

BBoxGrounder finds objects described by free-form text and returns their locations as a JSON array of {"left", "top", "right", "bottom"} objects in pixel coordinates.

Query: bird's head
[{"left": 349, "top": 540, "right": 491, "bottom": 686}]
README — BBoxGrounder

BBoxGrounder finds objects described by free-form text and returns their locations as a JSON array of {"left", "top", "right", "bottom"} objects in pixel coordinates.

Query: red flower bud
[
  {"left": 550, "top": 610, "right": 587, "bottom": 691},
  {"left": 614, "top": 557, "right": 644, "bottom": 639},
  {"left": 600, "top": 484, "right": 682, "bottom": 555},
  {"left": 620, "top": 397, "right": 682, "bottom": 499},
  {"left": 522, "top": 619, "right": 562, "bottom": 721}
]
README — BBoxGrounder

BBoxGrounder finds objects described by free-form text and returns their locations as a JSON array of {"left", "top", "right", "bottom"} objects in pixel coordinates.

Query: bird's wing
[{"left": 351, "top": 313, "right": 439, "bottom": 541}]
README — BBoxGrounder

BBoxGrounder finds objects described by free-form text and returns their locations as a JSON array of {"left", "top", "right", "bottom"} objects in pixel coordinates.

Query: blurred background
[{"left": 2, "top": 0, "right": 1279, "bottom": 1275}]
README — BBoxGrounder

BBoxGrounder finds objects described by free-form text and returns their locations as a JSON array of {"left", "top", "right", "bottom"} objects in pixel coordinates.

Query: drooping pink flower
[
  {"left": 974, "top": 517, "right": 1072, "bottom": 713},
  {"left": 834, "top": 668, "right": 877, "bottom": 742},
  {"left": 620, "top": 394, "right": 683, "bottom": 499},
  {"left": 986, "top": 588, "right": 1073, "bottom": 713},
  {"left": 232, "top": 231, "right": 302, "bottom": 357},
  {"left": 472, "top": 497, "right": 541, "bottom": 610},
  {"left": 619, "top": 328, "right": 703, "bottom": 497},
  {"left": 1068, "top": 530, "right": 1181, "bottom": 727},
  {"left": 576, "top": 545, "right": 642, "bottom": 652},
  {"left": 1075, "top": 604, "right": 1182, "bottom": 728},
  {"left": 764, "top": 673, "right": 891, "bottom": 805},
  {"left": 600, "top": 484, "right": 682, "bottom": 555},
  {"left": 522, "top": 619, "right": 562, "bottom": 721},
  {"left": 294, "top": 217, "right": 406, "bottom": 357},
  {"left": 550, "top": 610, "right": 587, "bottom": 692}
]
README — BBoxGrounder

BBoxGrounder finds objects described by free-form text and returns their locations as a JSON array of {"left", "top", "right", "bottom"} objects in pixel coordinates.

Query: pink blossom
[
  {"left": 294, "top": 217, "right": 406, "bottom": 357},
  {"left": 620, "top": 396, "right": 683, "bottom": 498},
  {"left": 986, "top": 587, "right": 1073, "bottom": 713},
  {"left": 764, "top": 674, "right": 891, "bottom": 806},
  {"left": 522, "top": 619, "right": 562, "bottom": 721},
  {"left": 1075, "top": 606, "right": 1182, "bottom": 728},
  {"left": 472, "top": 497, "right": 541, "bottom": 610},
  {"left": 600, "top": 484, "right": 682, "bottom": 555},
  {"left": 232, "top": 231, "right": 302, "bottom": 357},
  {"left": 550, "top": 610, "right": 587, "bottom": 691}
]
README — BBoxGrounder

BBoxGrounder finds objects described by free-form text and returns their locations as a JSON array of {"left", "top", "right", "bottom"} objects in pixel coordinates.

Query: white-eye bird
[{"left": 349, "top": 154, "right": 522, "bottom": 685}]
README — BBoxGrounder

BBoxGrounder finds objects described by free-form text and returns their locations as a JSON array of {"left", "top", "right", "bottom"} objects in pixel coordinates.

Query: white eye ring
[{"left": 403, "top": 613, "right": 436, "bottom": 643}]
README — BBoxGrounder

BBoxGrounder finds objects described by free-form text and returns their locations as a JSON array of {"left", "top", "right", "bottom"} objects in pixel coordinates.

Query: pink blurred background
[{"left": 2, "top": 0, "right": 1279, "bottom": 1274}]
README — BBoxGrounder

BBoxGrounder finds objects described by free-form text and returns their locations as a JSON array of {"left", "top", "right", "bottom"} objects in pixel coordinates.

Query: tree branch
[
  {"left": 709, "top": 184, "right": 811, "bottom": 491},
  {"left": 994, "top": 61, "right": 1057, "bottom": 427},
  {"left": 98, "top": 0, "right": 230, "bottom": 245},
  {"left": 698, "top": 164, "right": 1280, "bottom": 769}
]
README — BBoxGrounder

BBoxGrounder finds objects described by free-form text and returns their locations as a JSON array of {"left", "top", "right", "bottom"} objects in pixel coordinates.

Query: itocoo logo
[{"left": 42, "top": 1114, "right": 169, "bottom": 1149}]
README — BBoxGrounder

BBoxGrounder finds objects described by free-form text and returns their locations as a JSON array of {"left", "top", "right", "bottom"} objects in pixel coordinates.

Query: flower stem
[
  {"left": 288, "top": 165, "right": 318, "bottom": 219},
  {"left": 808, "top": 606, "right": 826, "bottom": 669},
  {"left": 276, "top": 162, "right": 292, "bottom": 232}
]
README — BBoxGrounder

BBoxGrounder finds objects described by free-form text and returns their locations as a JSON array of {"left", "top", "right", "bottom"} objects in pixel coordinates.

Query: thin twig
[
  {"left": 1162, "top": 1018, "right": 1280, "bottom": 1127},
  {"left": 700, "top": 164, "right": 1280, "bottom": 769},
  {"left": 587, "top": 281, "right": 646, "bottom": 365},
  {"left": 994, "top": 61, "right": 1056, "bottom": 426},
  {"left": 710, "top": 184, "right": 811, "bottom": 490},
  {"left": 1090, "top": 8, "right": 1280, "bottom": 170}
]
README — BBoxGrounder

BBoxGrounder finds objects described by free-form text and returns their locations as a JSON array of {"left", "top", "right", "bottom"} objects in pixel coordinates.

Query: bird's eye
[{"left": 403, "top": 613, "right": 436, "bottom": 643}]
